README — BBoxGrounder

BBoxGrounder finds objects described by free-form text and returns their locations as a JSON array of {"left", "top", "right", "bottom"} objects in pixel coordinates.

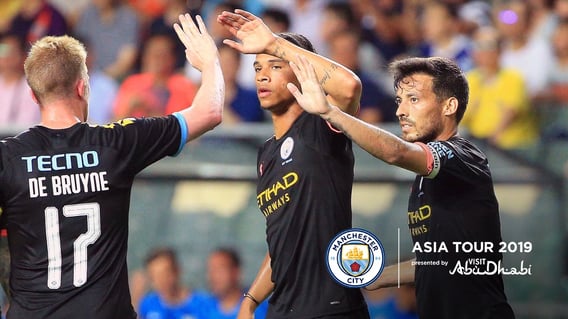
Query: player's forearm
[
  {"left": 180, "top": 58, "right": 224, "bottom": 141},
  {"left": 248, "top": 253, "right": 274, "bottom": 300},
  {"left": 266, "top": 37, "right": 361, "bottom": 115},
  {"left": 365, "top": 259, "right": 415, "bottom": 290},
  {"left": 243, "top": 252, "right": 274, "bottom": 311},
  {"left": 322, "top": 106, "right": 429, "bottom": 175}
]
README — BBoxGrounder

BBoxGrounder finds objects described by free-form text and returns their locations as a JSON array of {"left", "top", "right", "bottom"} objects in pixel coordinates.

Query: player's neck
[
  {"left": 39, "top": 100, "right": 85, "bottom": 129},
  {"left": 271, "top": 105, "right": 304, "bottom": 139},
  {"left": 436, "top": 121, "right": 459, "bottom": 141}
]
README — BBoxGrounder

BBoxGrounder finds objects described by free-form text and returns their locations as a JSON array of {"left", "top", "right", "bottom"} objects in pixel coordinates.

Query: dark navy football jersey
[
  {"left": 0, "top": 115, "right": 184, "bottom": 319},
  {"left": 408, "top": 136, "right": 515, "bottom": 319},
  {"left": 257, "top": 112, "right": 367, "bottom": 318}
]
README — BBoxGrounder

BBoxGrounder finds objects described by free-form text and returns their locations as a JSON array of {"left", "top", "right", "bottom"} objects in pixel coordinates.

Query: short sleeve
[{"left": 421, "top": 138, "right": 491, "bottom": 181}]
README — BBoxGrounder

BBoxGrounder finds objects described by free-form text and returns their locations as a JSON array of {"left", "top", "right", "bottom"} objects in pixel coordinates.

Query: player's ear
[
  {"left": 29, "top": 88, "right": 39, "bottom": 105},
  {"left": 77, "top": 78, "right": 88, "bottom": 99},
  {"left": 443, "top": 97, "right": 458, "bottom": 116}
]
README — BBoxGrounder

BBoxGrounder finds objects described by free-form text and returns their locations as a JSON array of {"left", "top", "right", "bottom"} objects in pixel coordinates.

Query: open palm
[
  {"left": 217, "top": 9, "right": 276, "bottom": 54},
  {"left": 287, "top": 56, "right": 331, "bottom": 116},
  {"left": 174, "top": 14, "right": 217, "bottom": 72}
]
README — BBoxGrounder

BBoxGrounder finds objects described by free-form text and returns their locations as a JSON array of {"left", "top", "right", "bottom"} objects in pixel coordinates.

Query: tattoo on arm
[
  {"left": 272, "top": 46, "right": 286, "bottom": 60},
  {"left": 319, "top": 64, "right": 338, "bottom": 86}
]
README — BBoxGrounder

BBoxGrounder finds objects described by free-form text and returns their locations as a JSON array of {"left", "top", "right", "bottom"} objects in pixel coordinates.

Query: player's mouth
[
  {"left": 400, "top": 122, "right": 413, "bottom": 132},
  {"left": 257, "top": 88, "right": 272, "bottom": 98}
]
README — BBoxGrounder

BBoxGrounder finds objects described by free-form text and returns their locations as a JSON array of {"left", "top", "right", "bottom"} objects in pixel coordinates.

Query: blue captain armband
[{"left": 173, "top": 112, "right": 188, "bottom": 156}]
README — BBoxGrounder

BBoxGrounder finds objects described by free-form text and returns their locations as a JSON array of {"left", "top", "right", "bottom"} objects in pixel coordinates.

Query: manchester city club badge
[{"left": 326, "top": 228, "right": 385, "bottom": 288}]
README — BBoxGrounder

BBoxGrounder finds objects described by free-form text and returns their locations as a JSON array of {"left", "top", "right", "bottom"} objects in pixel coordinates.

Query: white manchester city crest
[
  {"left": 280, "top": 137, "right": 294, "bottom": 160},
  {"left": 326, "top": 228, "right": 385, "bottom": 288}
]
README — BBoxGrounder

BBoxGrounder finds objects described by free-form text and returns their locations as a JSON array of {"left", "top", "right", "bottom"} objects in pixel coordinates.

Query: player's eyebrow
[{"left": 254, "top": 58, "right": 287, "bottom": 66}]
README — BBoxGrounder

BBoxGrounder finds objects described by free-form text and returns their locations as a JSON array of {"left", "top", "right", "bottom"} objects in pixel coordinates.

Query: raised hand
[
  {"left": 217, "top": 9, "right": 277, "bottom": 54},
  {"left": 287, "top": 55, "right": 332, "bottom": 116},
  {"left": 173, "top": 14, "right": 218, "bottom": 72}
]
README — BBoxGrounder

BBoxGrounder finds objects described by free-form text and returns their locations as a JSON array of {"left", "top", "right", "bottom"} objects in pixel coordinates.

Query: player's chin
[
  {"left": 262, "top": 100, "right": 293, "bottom": 115},
  {"left": 401, "top": 132, "right": 419, "bottom": 143}
]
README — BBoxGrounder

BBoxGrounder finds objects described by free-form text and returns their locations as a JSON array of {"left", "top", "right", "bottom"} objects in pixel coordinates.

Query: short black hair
[
  {"left": 277, "top": 32, "right": 316, "bottom": 54},
  {"left": 389, "top": 56, "right": 469, "bottom": 123}
]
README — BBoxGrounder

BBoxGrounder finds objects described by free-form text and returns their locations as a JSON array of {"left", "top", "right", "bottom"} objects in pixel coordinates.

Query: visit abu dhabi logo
[{"left": 326, "top": 228, "right": 385, "bottom": 288}]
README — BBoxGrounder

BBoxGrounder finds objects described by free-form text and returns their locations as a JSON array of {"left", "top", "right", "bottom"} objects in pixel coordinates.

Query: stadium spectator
[
  {"left": 0, "top": 0, "right": 21, "bottom": 34},
  {"left": 527, "top": 0, "right": 558, "bottom": 42},
  {"left": 208, "top": 2, "right": 240, "bottom": 43},
  {"left": 261, "top": 7, "right": 290, "bottom": 34},
  {"left": 218, "top": 44, "right": 264, "bottom": 124},
  {"left": 0, "top": 33, "right": 40, "bottom": 126},
  {"left": 348, "top": 0, "right": 410, "bottom": 64},
  {"left": 113, "top": 34, "right": 197, "bottom": 119},
  {"left": 6, "top": 0, "right": 68, "bottom": 46},
  {"left": 533, "top": 19, "right": 568, "bottom": 140},
  {"left": 143, "top": 0, "right": 192, "bottom": 71},
  {"left": 199, "top": 247, "right": 268, "bottom": 319},
  {"left": 74, "top": 0, "right": 140, "bottom": 81},
  {"left": 269, "top": 0, "right": 327, "bottom": 53},
  {"left": 462, "top": 26, "right": 538, "bottom": 150},
  {"left": 327, "top": 30, "right": 397, "bottom": 123},
  {"left": 137, "top": 247, "right": 205, "bottom": 319},
  {"left": 539, "top": 19, "right": 568, "bottom": 106},
  {"left": 418, "top": 1, "right": 475, "bottom": 72},
  {"left": 49, "top": 0, "right": 90, "bottom": 28},
  {"left": 83, "top": 38, "right": 119, "bottom": 125},
  {"left": 319, "top": 1, "right": 390, "bottom": 93},
  {"left": 186, "top": 1, "right": 239, "bottom": 84},
  {"left": 319, "top": 1, "right": 359, "bottom": 57},
  {"left": 450, "top": 0, "right": 493, "bottom": 36},
  {"left": 495, "top": 0, "right": 554, "bottom": 98}
]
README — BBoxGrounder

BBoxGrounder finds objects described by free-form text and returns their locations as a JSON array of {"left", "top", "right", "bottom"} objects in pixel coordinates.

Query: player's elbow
[
  {"left": 382, "top": 148, "right": 428, "bottom": 175},
  {"left": 342, "top": 75, "right": 362, "bottom": 103},
  {"left": 382, "top": 152, "right": 403, "bottom": 166},
  {"left": 206, "top": 107, "right": 223, "bottom": 130},
  {"left": 338, "top": 75, "right": 362, "bottom": 114}
]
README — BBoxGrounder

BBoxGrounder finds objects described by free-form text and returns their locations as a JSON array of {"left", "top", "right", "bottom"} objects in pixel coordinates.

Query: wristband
[{"left": 243, "top": 292, "right": 260, "bottom": 305}]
